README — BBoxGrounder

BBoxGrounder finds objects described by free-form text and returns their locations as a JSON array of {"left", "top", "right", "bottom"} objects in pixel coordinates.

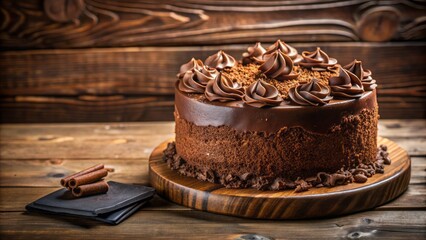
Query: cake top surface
[{"left": 176, "top": 40, "right": 377, "bottom": 108}]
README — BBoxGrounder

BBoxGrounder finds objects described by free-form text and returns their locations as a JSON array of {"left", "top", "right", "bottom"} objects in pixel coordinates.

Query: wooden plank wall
[{"left": 0, "top": 0, "right": 425, "bottom": 122}]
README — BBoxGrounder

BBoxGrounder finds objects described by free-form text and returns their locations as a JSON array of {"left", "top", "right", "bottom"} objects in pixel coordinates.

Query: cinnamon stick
[
  {"left": 60, "top": 164, "right": 104, "bottom": 187},
  {"left": 68, "top": 169, "right": 108, "bottom": 188},
  {"left": 72, "top": 181, "right": 109, "bottom": 198}
]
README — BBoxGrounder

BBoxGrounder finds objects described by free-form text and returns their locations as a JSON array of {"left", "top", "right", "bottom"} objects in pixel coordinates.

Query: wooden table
[{"left": 0, "top": 120, "right": 425, "bottom": 239}]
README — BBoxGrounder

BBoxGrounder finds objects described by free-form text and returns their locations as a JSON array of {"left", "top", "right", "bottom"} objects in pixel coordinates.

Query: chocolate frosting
[
  {"left": 361, "top": 75, "right": 378, "bottom": 91},
  {"left": 175, "top": 81, "right": 377, "bottom": 134},
  {"left": 199, "top": 65, "right": 219, "bottom": 81},
  {"left": 299, "top": 47, "right": 337, "bottom": 71},
  {"left": 177, "top": 58, "right": 204, "bottom": 78},
  {"left": 259, "top": 50, "right": 299, "bottom": 81},
  {"left": 343, "top": 59, "right": 377, "bottom": 91},
  {"left": 205, "top": 73, "right": 244, "bottom": 102},
  {"left": 243, "top": 80, "right": 283, "bottom": 108},
  {"left": 205, "top": 50, "right": 236, "bottom": 70},
  {"left": 242, "top": 42, "right": 267, "bottom": 65},
  {"left": 264, "top": 40, "right": 302, "bottom": 63},
  {"left": 288, "top": 79, "right": 332, "bottom": 106},
  {"left": 178, "top": 67, "right": 218, "bottom": 93},
  {"left": 329, "top": 67, "right": 365, "bottom": 98}
]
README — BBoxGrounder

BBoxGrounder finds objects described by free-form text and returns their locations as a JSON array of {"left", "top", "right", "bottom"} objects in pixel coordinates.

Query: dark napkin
[
  {"left": 26, "top": 200, "right": 148, "bottom": 225},
  {"left": 26, "top": 181, "right": 155, "bottom": 224}
]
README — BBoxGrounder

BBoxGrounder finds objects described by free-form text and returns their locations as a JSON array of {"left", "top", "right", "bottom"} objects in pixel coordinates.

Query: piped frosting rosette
[
  {"left": 288, "top": 79, "right": 333, "bottom": 106},
  {"left": 299, "top": 47, "right": 337, "bottom": 71},
  {"left": 329, "top": 66, "right": 365, "bottom": 98},
  {"left": 177, "top": 58, "right": 204, "bottom": 78},
  {"left": 205, "top": 50, "right": 236, "bottom": 70},
  {"left": 343, "top": 59, "right": 377, "bottom": 91},
  {"left": 243, "top": 80, "right": 283, "bottom": 108},
  {"left": 178, "top": 66, "right": 219, "bottom": 93},
  {"left": 242, "top": 42, "right": 267, "bottom": 65},
  {"left": 259, "top": 50, "right": 299, "bottom": 81},
  {"left": 205, "top": 73, "right": 244, "bottom": 102},
  {"left": 264, "top": 39, "right": 303, "bottom": 64}
]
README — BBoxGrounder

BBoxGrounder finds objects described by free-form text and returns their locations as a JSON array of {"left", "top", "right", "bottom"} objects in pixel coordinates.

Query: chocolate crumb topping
[
  {"left": 354, "top": 174, "right": 368, "bottom": 183},
  {"left": 175, "top": 42, "right": 379, "bottom": 105},
  {"left": 162, "top": 142, "right": 391, "bottom": 193}
]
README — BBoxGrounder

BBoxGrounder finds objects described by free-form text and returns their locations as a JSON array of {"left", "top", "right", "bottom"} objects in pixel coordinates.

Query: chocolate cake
[{"left": 165, "top": 40, "right": 391, "bottom": 192}]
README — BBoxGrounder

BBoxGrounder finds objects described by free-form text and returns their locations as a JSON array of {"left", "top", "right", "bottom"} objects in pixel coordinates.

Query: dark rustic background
[{"left": 0, "top": 0, "right": 425, "bottom": 122}]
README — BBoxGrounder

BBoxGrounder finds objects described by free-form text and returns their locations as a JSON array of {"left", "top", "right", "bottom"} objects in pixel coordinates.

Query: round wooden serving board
[{"left": 149, "top": 137, "right": 411, "bottom": 219}]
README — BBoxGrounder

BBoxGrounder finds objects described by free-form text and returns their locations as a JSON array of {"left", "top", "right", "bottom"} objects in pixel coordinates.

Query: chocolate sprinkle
[{"left": 162, "top": 142, "right": 391, "bottom": 193}]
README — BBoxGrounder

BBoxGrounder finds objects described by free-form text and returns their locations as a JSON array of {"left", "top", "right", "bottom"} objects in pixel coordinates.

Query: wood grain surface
[
  {"left": 1, "top": 0, "right": 425, "bottom": 49},
  {"left": 1, "top": 42, "right": 425, "bottom": 122},
  {"left": 0, "top": 120, "right": 425, "bottom": 239},
  {"left": 0, "top": 0, "right": 425, "bottom": 123},
  {"left": 0, "top": 211, "right": 424, "bottom": 239}
]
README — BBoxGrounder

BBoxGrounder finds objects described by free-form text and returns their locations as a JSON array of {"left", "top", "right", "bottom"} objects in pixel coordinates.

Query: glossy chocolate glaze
[{"left": 175, "top": 81, "right": 377, "bottom": 134}]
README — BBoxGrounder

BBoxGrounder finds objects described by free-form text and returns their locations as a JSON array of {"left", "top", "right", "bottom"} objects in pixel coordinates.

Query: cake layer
[{"left": 175, "top": 88, "right": 379, "bottom": 180}]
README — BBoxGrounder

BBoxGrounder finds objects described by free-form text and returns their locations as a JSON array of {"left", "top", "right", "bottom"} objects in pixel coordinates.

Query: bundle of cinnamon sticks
[{"left": 60, "top": 164, "right": 110, "bottom": 198}]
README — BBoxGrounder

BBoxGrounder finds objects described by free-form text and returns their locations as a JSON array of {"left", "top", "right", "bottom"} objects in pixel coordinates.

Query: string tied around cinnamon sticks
[{"left": 60, "top": 164, "right": 111, "bottom": 198}]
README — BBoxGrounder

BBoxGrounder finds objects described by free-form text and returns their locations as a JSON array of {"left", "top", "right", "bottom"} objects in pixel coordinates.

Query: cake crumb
[{"left": 222, "top": 64, "right": 339, "bottom": 99}]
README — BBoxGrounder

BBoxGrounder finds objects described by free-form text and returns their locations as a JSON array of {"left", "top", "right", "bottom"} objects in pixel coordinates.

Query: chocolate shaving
[
  {"left": 270, "top": 178, "right": 286, "bottom": 191},
  {"left": 240, "top": 172, "right": 253, "bottom": 181},
  {"left": 205, "top": 169, "right": 216, "bottom": 183},
  {"left": 162, "top": 142, "right": 391, "bottom": 192},
  {"left": 294, "top": 179, "right": 311, "bottom": 193}
]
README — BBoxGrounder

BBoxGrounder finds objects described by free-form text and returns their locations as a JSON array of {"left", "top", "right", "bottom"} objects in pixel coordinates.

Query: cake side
[{"left": 175, "top": 101, "right": 378, "bottom": 180}]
